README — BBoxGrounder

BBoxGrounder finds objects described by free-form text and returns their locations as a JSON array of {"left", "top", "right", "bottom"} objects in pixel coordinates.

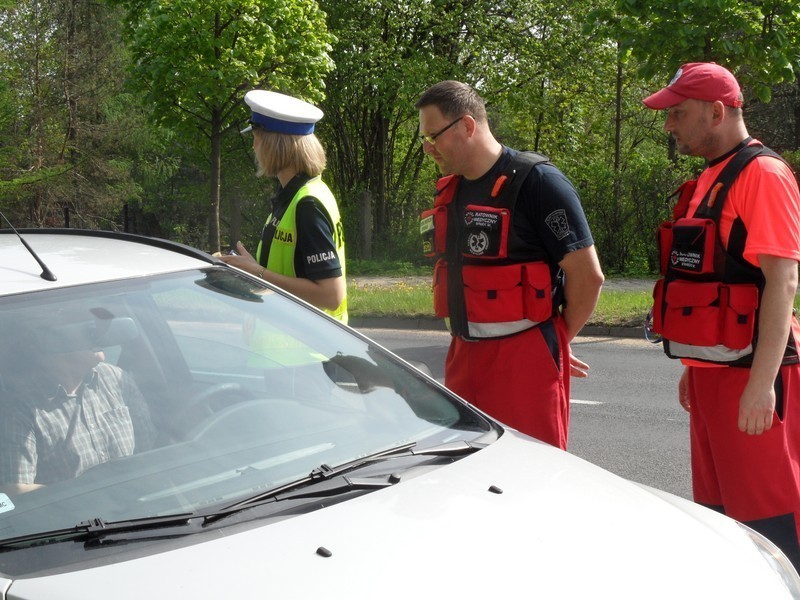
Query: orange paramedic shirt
[{"left": 687, "top": 140, "right": 800, "bottom": 266}]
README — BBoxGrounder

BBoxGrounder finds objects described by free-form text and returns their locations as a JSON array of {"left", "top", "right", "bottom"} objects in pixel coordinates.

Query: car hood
[{"left": 3, "top": 431, "right": 792, "bottom": 599}]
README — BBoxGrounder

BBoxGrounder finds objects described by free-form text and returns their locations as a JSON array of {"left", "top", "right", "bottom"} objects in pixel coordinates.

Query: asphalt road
[{"left": 358, "top": 327, "right": 692, "bottom": 500}]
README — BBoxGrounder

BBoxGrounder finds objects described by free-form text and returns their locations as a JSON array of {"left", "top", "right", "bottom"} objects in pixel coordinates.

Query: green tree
[
  {"left": 0, "top": 0, "right": 140, "bottom": 228},
  {"left": 321, "top": 0, "right": 610, "bottom": 260},
  {"left": 115, "top": 0, "right": 334, "bottom": 252},
  {"left": 582, "top": 0, "right": 800, "bottom": 271},
  {"left": 319, "top": 0, "right": 448, "bottom": 259},
  {"left": 587, "top": 0, "right": 800, "bottom": 101}
]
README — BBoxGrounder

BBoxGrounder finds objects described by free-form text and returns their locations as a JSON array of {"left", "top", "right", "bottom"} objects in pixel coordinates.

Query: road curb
[
  {"left": 350, "top": 316, "right": 447, "bottom": 331},
  {"left": 579, "top": 325, "right": 645, "bottom": 339},
  {"left": 349, "top": 317, "right": 645, "bottom": 339}
]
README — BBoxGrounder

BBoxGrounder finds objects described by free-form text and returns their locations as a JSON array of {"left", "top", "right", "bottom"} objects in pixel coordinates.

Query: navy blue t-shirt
[{"left": 454, "top": 147, "right": 593, "bottom": 265}]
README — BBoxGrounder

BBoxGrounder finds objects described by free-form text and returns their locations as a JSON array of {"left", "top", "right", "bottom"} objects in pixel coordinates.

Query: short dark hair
[{"left": 415, "top": 80, "right": 488, "bottom": 123}]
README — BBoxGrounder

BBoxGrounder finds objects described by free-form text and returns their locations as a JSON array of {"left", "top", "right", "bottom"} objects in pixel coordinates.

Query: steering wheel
[{"left": 163, "top": 382, "right": 254, "bottom": 442}]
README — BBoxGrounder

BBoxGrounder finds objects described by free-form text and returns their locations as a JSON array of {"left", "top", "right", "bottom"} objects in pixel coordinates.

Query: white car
[{"left": 0, "top": 228, "right": 798, "bottom": 599}]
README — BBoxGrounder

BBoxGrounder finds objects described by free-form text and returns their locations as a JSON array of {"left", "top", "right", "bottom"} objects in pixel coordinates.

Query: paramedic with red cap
[
  {"left": 644, "top": 62, "right": 800, "bottom": 570},
  {"left": 416, "top": 80, "right": 604, "bottom": 450}
]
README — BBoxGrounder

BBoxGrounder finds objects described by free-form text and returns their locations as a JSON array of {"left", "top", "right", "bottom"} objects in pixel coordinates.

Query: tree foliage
[
  {"left": 587, "top": 0, "right": 800, "bottom": 101},
  {"left": 114, "top": 0, "right": 334, "bottom": 251},
  {"left": 320, "top": 0, "right": 618, "bottom": 259},
  {"left": 0, "top": 0, "right": 147, "bottom": 228}
]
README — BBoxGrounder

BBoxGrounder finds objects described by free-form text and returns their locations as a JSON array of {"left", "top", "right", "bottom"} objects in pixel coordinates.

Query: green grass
[
  {"left": 347, "top": 279, "right": 655, "bottom": 326},
  {"left": 586, "top": 289, "right": 653, "bottom": 327},
  {"left": 348, "top": 259, "right": 431, "bottom": 277},
  {"left": 348, "top": 279, "right": 434, "bottom": 319}
]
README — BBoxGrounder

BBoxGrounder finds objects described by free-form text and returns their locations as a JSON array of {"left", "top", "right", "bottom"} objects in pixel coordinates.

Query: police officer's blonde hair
[{"left": 253, "top": 130, "right": 327, "bottom": 178}]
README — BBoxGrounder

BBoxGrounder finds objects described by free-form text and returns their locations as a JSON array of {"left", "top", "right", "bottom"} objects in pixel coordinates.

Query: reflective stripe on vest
[
  {"left": 468, "top": 318, "right": 543, "bottom": 338},
  {"left": 665, "top": 340, "right": 754, "bottom": 363}
]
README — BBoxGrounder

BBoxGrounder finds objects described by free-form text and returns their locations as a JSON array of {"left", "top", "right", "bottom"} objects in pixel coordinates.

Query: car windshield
[{"left": 0, "top": 267, "right": 492, "bottom": 543}]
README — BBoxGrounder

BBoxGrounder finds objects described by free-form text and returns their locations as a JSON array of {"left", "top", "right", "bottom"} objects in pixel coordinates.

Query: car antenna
[{"left": 0, "top": 211, "right": 57, "bottom": 281}]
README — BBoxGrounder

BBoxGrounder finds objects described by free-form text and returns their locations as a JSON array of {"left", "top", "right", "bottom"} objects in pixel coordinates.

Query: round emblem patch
[{"left": 468, "top": 231, "right": 490, "bottom": 255}]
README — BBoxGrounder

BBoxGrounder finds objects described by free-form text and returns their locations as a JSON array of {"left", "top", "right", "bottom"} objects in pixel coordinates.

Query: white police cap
[{"left": 241, "top": 90, "right": 323, "bottom": 135}]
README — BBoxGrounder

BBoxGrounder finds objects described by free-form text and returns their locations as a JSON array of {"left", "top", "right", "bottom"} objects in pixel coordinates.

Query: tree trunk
[
  {"left": 208, "top": 113, "right": 222, "bottom": 253},
  {"left": 613, "top": 45, "right": 623, "bottom": 205},
  {"left": 373, "top": 112, "right": 387, "bottom": 242},
  {"left": 229, "top": 193, "right": 242, "bottom": 250},
  {"left": 795, "top": 76, "right": 800, "bottom": 150},
  {"left": 31, "top": 1, "right": 46, "bottom": 226},
  {"left": 613, "top": 45, "right": 622, "bottom": 175},
  {"left": 360, "top": 189, "right": 373, "bottom": 259},
  {"left": 64, "top": 0, "right": 79, "bottom": 227}
]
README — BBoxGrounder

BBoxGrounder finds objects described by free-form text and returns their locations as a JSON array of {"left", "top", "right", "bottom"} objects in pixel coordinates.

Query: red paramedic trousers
[
  {"left": 445, "top": 317, "right": 570, "bottom": 449},
  {"left": 687, "top": 363, "right": 800, "bottom": 568}
]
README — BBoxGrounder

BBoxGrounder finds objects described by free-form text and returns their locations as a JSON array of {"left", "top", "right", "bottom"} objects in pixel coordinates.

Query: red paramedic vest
[
  {"left": 420, "top": 152, "right": 560, "bottom": 340},
  {"left": 652, "top": 142, "right": 799, "bottom": 366}
]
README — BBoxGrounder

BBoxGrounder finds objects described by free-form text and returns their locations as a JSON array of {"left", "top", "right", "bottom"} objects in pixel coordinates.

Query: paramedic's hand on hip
[
  {"left": 569, "top": 354, "right": 589, "bottom": 378},
  {"left": 678, "top": 368, "right": 690, "bottom": 412}
]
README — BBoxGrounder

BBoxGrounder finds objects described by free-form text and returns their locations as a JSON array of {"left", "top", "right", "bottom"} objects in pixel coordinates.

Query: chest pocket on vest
[
  {"left": 662, "top": 218, "right": 716, "bottom": 275},
  {"left": 462, "top": 205, "right": 510, "bottom": 259}
]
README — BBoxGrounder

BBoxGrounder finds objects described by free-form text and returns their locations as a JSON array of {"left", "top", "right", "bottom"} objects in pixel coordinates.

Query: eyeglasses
[{"left": 418, "top": 116, "right": 464, "bottom": 145}]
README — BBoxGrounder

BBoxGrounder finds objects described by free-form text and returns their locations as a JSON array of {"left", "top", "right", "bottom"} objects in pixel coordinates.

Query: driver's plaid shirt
[{"left": 0, "top": 362, "right": 155, "bottom": 486}]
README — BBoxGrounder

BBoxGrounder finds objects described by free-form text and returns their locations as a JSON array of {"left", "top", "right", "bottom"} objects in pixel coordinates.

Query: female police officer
[{"left": 223, "top": 90, "right": 347, "bottom": 323}]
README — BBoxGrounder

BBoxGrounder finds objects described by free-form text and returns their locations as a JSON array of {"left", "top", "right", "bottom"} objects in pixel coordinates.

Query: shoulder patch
[{"left": 545, "top": 209, "right": 570, "bottom": 240}]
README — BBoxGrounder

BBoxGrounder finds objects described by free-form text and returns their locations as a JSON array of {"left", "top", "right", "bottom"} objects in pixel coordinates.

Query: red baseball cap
[{"left": 643, "top": 62, "right": 743, "bottom": 109}]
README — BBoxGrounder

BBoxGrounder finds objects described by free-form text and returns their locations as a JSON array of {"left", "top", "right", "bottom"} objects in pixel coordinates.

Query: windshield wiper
[
  {"left": 0, "top": 512, "right": 196, "bottom": 550},
  {"left": 303, "top": 440, "right": 485, "bottom": 482},
  {"left": 403, "top": 439, "right": 487, "bottom": 457},
  {"left": 0, "top": 441, "right": 489, "bottom": 547},
  {"left": 209, "top": 442, "right": 418, "bottom": 518},
  {"left": 204, "top": 439, "right": 487, "bottom": 524},
  {"left": 302, "top": 439, "right": 486, "bottom": 482},
  {"left": 273, "top": 473, "right": 400, "bottom": 502},
  {"left": 0, "top": 440, "right": 490, "bottom": 547}
]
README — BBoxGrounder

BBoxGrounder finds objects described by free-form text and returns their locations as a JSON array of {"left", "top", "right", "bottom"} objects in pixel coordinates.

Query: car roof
[{"left": 0, "top": 229, "right": 216, "bottom": 296}]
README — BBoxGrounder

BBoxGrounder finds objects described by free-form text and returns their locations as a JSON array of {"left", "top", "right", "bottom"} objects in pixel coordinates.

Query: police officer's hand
[
  {"left": 219, "top": 241, "right": 260, "bottom": 276},
  {"left": 738, "top": 382, "right": 776, "bottom": 436},
  {"left": 678, "top": 368, "right": 690, "bottom": 412}
]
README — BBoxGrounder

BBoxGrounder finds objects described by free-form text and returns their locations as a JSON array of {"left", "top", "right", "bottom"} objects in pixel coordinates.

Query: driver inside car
[{"left": 0, "top": 316, "right": 156, "bottom": 495}]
